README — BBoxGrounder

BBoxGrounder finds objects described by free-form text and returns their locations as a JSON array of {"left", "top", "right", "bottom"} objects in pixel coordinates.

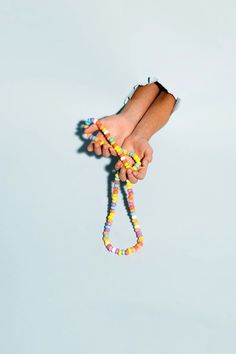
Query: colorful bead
[{"left": 84, "top": 117, "right": 145, "bottom": 256}]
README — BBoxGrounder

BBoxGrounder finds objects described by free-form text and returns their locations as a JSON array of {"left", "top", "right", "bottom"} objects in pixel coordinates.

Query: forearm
[
  {"left": 120, "top": 83, "right": 160, "bottom": 128},
  {"left": 130, "top": 91, "right": 176, "bottom": 140}
]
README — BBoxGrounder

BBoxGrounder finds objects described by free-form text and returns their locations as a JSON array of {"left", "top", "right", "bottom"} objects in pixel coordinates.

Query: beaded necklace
[{"left": 84, "top": 117, "right": 144, "bottom": 256}]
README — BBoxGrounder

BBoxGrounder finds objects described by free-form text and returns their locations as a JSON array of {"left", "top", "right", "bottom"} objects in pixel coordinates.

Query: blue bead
[{"left": 86, "top": 118, "right": 92, "bottom": 124}]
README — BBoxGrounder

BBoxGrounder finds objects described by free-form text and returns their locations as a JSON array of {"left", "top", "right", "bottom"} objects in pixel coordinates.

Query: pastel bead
[{"left": 84, "top": 117, "right": 144, "bottom": 256}]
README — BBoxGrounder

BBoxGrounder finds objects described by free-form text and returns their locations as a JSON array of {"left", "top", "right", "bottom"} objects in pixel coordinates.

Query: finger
[
  {"left": 109, "top": 146, "right": 116, "bottom": 156},
  {"left": 119, "top": 166, "right": 127, "bottom": 182},
  {"left": 102, "top": 144, "right": 110, "bottom": 158},
  {"left": 94, "top": 142, "right": 102, "bottom": 155},
  {"left": 142, "top": 147, "right": 153, "bottom": 166},
  {"left": 94, "top": 132, "right": 105, "bottom": 144},
  {"left": 87, "top": 142, "right": 94, "bottom": 152},
  {"left": 133, "top": 164, "right": 148, "bottom": 180},
  {"left": 84, "top": 124, "right": 98, "bottom": 135},
  {"left": 115, "top": 160, "right": 122, "bottom": 170},
  {"left": 125, "top": 156, "right": 134, "bottom": 168},
  {"left": 127, "top": 169, "right": 138, "bottom": 184}
]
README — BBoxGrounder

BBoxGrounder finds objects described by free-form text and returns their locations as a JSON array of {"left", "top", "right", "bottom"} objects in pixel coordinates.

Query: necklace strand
[{"left": 84, "top": 117, "right": 144, "bottom": 256}]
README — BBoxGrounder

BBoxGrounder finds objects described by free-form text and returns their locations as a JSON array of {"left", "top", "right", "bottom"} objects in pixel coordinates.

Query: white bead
[
  {"left": 120, "top": 156, "right": 126, "bottom": 161},
  {"left": 104, "top": 130, "right": 108, "bottom": 135},
  {"left": 93, "top": 118, "right": 98, "bottom": 123},
  {"left": 132, "top": 215, "right": 137, "bottom": 219},
  {"left": 134, "top": 225, "right": 140, "bottom": 229}
]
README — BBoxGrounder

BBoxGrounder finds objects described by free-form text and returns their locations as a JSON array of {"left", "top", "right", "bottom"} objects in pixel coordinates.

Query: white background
[{"left": 1, "top": 1, "right": 236, "bottom": 353}]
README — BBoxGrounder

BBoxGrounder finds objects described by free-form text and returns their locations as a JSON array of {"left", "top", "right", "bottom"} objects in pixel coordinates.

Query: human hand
[
  {"left": 115, "top": 134, "right": 153, "bottom": 183},
  {"left": 84, "top": 114, "right": 135, "bottom": 158}
]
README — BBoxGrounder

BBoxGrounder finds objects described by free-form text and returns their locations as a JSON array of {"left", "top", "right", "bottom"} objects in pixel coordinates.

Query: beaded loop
[{"left": 84, "top": 117, "right": 144, "bottom": 256}]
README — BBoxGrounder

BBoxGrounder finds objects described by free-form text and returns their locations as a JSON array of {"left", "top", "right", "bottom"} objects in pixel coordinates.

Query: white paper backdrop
[{"left": 1, "top": 1, "right": 235, "bottom": 353}]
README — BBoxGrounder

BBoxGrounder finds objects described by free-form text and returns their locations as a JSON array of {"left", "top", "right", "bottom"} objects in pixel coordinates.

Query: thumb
[{"left": 142, "top": 147, "right": 153, "bottom": 166}]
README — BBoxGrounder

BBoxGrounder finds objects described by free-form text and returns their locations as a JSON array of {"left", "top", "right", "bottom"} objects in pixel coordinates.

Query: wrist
[
  {"left": 128, "top": 130, "right": 149, "bottom": 143},
  {"left": 119, "top": 103, "right": 144, "bottom": 127},
  {"left": 129, "top": 126, "right": 151, "bottom": 142}
]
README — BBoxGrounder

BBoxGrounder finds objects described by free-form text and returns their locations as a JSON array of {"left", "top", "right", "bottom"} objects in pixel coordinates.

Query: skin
[
  {"left": 84, "top": 84, "right": 177, "bottom": 183},
  {"left": 114, "top": 134, "right": 153, "bottom": 183},
  {"left": 84, "top": 83, "right": 160, "bottom": 156},
  {"left": 116, "top": 91, "right": 177, "bottom": 183}
]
